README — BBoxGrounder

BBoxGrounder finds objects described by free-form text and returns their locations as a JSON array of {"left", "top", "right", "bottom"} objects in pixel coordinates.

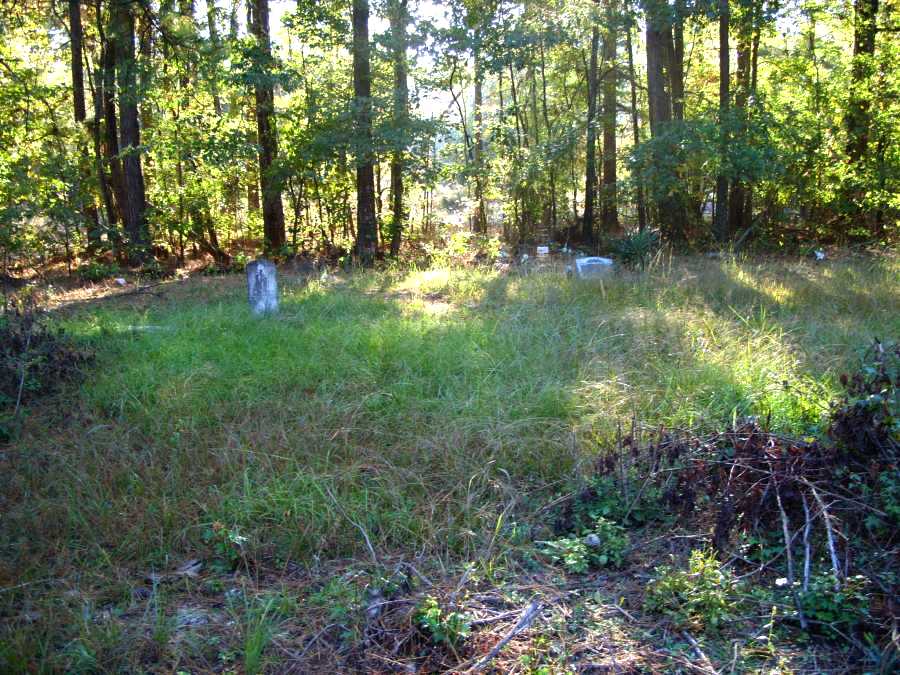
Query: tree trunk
[
  {"left": 252, "top": 0, "right": 286, "bottom": 252},
  {"left": 389, "top": 0, "right": 408, "bottom": 257},
  {"left": 100, "top": 19, "right": 125, "bottom": 232},
  {"left": 112, "top": 0, "right": 149, "bottom": 260},
  {"left": 583, "top": 21, "right": 600, "bottom": 246},
  {"left": 472, "top": 41, "right": 487, "bottom": 234},
  {"left": 846, "top": 0, "right": 878, "bottom": 164},
  {"left": 600, "top": 0, "right": 618, "bottom": 234},
  {"left": 728, "top": 8, "right": 752, "bottom": 236},
  {"left": 352, "top": 0, "right": 377, "bottom": 263},
  {"left": 626, "top": 21, "right": 646, "bottom": 232},
  {"left": 69, "top": 0, "right": 87, "bottom": 122},
  {"left": 714, "top": 0, "right": 730, "bottom": 242},
  {"left": 646, "top": 15, "right": 686, "bottom": 240}
]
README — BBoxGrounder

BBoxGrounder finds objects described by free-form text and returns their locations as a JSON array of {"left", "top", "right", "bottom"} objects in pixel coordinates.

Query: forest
[
  {"left": 1, "top": 0, "right": 899, "bottom": 673},
  {"left": 0, "top": 0, "right": 896, "bottom": 271}
]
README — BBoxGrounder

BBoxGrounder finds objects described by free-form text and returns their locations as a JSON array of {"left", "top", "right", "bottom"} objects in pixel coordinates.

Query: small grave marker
[
  {"left": 247, "top": 259, "right": 279, "bottom": 315},
  {"left": 570, "top": 256, "right": 615, "bottom": 279}
]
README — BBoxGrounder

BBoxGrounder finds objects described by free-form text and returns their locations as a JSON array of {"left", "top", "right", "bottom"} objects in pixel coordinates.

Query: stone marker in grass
[
  {"left": 247, "top": 259, "right": 278, "bottom": 315},
  {"left": 568, "top": 256, "right": 615, "bottom": 279}
]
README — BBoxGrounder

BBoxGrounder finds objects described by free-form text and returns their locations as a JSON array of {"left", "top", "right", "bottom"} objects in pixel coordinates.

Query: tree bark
[
  {"left": 472, "top": 41, "right": 487, "bottom": 234},
  {"left": 112, "top": 0, "right": 149, "bottom": 259},
  {"left": 846, "top": 0, "right": 878, "bottom": 164},
  {"left": 714, "top": 0, "right": 730, "bottom": 242},
  {"left": 583, "top": 20, "right": 600, "bottom": 245},
  {"left": 69, "top": 0, "right": 87, "bottom": 122},
  {"left": 626, "top": 21, "right": 646, "bottom": 231},
  {"left": 601, "top": 0, "right": 618, "bottom": 234},
  {"left": 352, "top": 0, "right": 377, "bottom": 263},
  {"left": 389, "top": 0, "right": 408, "bottom": 257},
  {"left": 252, "top": 0, "right": 286, "bottom": 252}
]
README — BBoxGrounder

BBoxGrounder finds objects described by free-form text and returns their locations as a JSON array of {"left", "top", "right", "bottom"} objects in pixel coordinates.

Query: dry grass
[{"left": 1, "top": 252, "right": 897, "bottom": 671}]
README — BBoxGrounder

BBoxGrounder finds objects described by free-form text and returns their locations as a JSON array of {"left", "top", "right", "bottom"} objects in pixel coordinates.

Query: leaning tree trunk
[
  {"left": 352, "top": 0, "right": 378, "bottom": 264},
  {"left": 252, "top": 0, "right": 286, "bottom": 252}
]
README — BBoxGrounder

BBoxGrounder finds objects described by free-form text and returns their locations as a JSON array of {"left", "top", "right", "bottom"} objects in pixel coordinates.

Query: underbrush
[{"left": 0, "top": 254, "right": 897, "bottom": 671}]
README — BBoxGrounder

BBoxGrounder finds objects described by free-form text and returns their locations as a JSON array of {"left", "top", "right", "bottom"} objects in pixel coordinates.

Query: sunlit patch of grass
[{"left": 1, "top": 254, "right": 897, "bottom": 669}]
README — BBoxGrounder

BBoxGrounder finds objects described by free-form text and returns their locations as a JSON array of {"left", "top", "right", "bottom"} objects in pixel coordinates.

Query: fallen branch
[
  {"left": 682, "top": 631, "right": 720, "bottom": 675},
  {"left": 469, "top": 599, "right": 542, "bottom": 672}
]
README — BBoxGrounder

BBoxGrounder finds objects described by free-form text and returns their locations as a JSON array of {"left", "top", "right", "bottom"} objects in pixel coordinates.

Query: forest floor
[{"left": 1, "top": 252, "right": 898, "bottom": 673}]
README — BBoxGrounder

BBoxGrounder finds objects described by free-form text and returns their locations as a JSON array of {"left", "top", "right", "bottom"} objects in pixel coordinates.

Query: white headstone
[
  {"left": 247, "top": 259, "right": 278, "bottom": 315},
  {"left": 574, "top": 256, "right": 615, "bottom": 279}
]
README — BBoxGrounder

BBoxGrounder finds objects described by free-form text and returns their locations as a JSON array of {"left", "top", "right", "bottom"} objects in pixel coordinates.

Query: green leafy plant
[
  {"left": 202, "top": 522, "right": 247, "bottom": 572},
  {"left": 573, "top": 475, "right": 664, "bottom": 529},
  {"left": 414, "top": 596, "right": 470, "bottom": 646},
  {"left": 542, "top": 517, "right": 629, "bottom": 573},
  {"left": 798, "top": 573, "right": 871, "bottom": 632},
  {"left": 645, "top": 549, "right": 736, "bottom": 630},
  {"left": 610, "top": 230, "right": 660, "bottom": 270},
  {"left": 77, "top": 261, "right": 120, "bottom": 282}
]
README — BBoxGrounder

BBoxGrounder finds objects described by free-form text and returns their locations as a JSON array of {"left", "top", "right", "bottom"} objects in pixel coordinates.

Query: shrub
[
  {"left": 610, "top": 230, "right": 660, "bottom": 270},
  {"left": 0, "top": 310, "right": 91, "bottom": 414},
  {"left": 77, "top": 260, "right": 120, "bottom": 282},
  {"left": 542, "top": 516, "right": 630, "bottom": 573},
  {"left": 645, "top": 549, "right": 736, "bottom": 630},
  {"left": 799, "top": 573, "right": 871, "bottom": 633}
]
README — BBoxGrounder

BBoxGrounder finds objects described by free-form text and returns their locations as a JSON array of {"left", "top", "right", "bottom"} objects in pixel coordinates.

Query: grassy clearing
[{"left": 1, "top": 253, "right": 898, "bottom": 670}]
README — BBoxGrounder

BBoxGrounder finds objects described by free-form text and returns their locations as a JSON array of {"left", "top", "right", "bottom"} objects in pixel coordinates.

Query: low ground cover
[{"left": 1, "top": 253, "right": 897, "bottom": 672}]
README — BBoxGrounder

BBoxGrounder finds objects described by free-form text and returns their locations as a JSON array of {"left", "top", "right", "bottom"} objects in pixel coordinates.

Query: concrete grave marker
[
  {"left": 247, "top": 259, "right": 279, "bottom": 315},
  {"left": 572, "top": 256, "right": 615, "bottom": 279}
]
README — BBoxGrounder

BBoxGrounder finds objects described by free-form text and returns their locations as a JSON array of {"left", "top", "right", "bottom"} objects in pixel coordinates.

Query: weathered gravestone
[
  {"left": 247, "top": 259, "right": 279, "bottom": 315},
  {"left": 569, "top": 256, "right": 615, "bottom": 279}
]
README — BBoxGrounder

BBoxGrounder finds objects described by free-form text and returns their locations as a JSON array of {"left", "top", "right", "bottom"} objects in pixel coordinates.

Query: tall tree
[
  {"left": 846, "top": 0, "right": 879, "bottom": 164},
  {"left": 352, "top": 0, "right": 377, "bottom": 262},
  {"left": 714, "top": 0, "right": 730, "bottom": 242},
  {"left": 251, "top": 0, "right": 286, "bottom": 252},
  {"left": 645, "top": 3, "right": 687, "bottom": 240},
  {"left": 388, "top": 0, "right": 409, "bottom": 257},
  {"left": 583, "top": 15, "right": 600, "bottom": 245},
  {"left": 111, "top": 0, "right": 149, "bottom": 259},
  {"left": 600, "top": 0, "right": 618, "bottom": 233},
  {"left": 626, "top": 17, "right": 646, "bottom": 231},
  {"left": 68, "top": 0, "right": 87, "bottom": 122}
]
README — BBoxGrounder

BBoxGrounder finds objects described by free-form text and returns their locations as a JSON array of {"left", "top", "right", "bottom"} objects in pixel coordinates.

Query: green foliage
[
  {"left": 798, "top": 574, "right": 871, "bottom": 633},
  {"left": 201, "top": 522, "right": 247, "bottom": 572},
  {"left": 308, "top": 578, "right": 363, "bottom": 626},
  {"left": 645, "top": 549, "right": 736, "bottom": 630},
  {"left": 77, "top": 261, "right": 121, "bottom": 283},
  {"left": 414, "top": 596, "right": 471, "bottom": 646},
  {"left": 542, "top": 516, "right": 629, "bottom": 573},
  {"left": 573, "top": 475, "right": 664, "bottom": 528},
  {"left": 610, "top": 230, "right": 660, "bottom": 270}
]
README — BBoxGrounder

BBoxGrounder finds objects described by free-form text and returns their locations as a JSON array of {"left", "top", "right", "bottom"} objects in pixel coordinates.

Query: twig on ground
[
  {"left": 805, "top": 481, "right": 842, "bottom": 591},
  {"left": 468, "top": 598, "right": 542, "bottom": 672},
  {"left": 682, "top": 631, "right": 720, "bottom": 675},
  {"left": 775, "top": 483, "right": 808, "bottom": 630},
  {"left": 322, "top": 485, "right": 379, "bottom": 567}
]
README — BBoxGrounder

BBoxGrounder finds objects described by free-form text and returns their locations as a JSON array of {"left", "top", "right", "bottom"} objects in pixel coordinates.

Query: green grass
[{"left": 1, "top": 253, "right": 898, "bottom": 669}]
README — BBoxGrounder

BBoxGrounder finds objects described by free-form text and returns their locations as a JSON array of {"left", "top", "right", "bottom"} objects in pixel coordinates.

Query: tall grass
[{"left": 1, "top": 255, "right": 897, "bottom": 666}]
